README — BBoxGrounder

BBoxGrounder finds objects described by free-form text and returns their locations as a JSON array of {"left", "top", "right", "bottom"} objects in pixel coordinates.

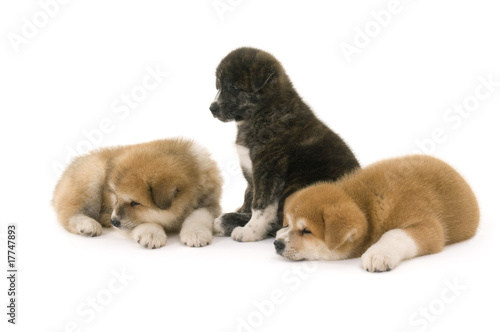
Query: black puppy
[{"left": 210, "top": 47, "right": 360, "bottom": 242}]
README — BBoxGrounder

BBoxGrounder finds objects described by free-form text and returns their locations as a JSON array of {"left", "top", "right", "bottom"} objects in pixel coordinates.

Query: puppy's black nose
[
  {"left": 110, "top": 218, "right": 121, "bottom": 228},
  {"left": 209, "top": 102, "right": 219, "bottom": 116},
  {"left": 274, "top": 240, "right": 285, "bottom": 253}
]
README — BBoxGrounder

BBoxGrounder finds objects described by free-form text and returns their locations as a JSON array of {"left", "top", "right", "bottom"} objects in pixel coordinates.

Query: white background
[{"left": 1, "top": 0, "right": 499, "bottom": 331}]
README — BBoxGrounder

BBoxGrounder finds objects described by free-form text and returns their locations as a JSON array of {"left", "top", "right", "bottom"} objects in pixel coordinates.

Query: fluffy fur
[
  {"left": 209, "top": 47, "right": 359, "bottom": 242},
  {"left": 274, "top": 155, "right": 479, "bottom": 272},
  {"left": 52, "top": 138, "right": 222, "bottom": 248}
]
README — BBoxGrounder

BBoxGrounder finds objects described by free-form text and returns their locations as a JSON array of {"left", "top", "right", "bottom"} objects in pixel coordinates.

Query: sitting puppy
[
  {"left": 274, "top": 155, "right": 479, "bottom": 272},
  {"left": 52, "top": 138, "right": 222, "bottom": 248},
  {"left": 209, "top": 47, "right": 359, "bottom": 242}
]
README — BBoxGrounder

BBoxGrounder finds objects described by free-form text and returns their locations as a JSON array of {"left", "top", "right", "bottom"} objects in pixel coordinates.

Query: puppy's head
[
  {"left": 274, "top": 184, "right": 368, "bottom": 261},
  {"left": 107, "top": 150, "right": 196, "bottom": 231},
  {"left": 209, "top": 47, "right": 289, "bottom": 122}
]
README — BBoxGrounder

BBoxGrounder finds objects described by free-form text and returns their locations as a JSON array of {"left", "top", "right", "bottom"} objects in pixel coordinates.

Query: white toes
[
  {"left": 361, "top": 229, "right": 418, "bottom": 273},
  {"left": 180, "top": 228, "right": 213, "bottom": 247},
  {"left": 179, "top": 208, "right": 214, "bottom": 247},
  {"left": 69, "top": 215, "right": 102, "bottom": 237},
  {"left": 231, "top": 226, "right": 262, "bottom": 242},
  {"left": 361, "top": 251, "right": 399, "bottom": 272},
  {"left": 131, "top": 223, "right": 167, "bottom": 249}
]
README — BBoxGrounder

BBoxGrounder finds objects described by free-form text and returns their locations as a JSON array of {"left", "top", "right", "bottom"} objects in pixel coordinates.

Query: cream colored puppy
[
  {"left": 274, "top": 155, "right": 479, "bottom": 272},
  {"left": 53, "top": 138, "right": 222, "bottom": 249}
]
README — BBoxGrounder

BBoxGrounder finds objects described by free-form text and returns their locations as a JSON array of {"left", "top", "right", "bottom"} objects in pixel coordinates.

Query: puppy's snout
[
  {"left": 110, "top": 218, "right": 121, "bottom": 228},
  {"left": 209, "top": 102, "right": 220, "bottom": 116},
  {"left": 274, "top": 240, "right": 285, "bottom": 253}
]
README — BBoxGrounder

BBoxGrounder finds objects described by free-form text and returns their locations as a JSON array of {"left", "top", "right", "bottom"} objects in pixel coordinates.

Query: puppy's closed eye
[
  {"left": 301, "top": 228, "right": 312, "bottom": 235},
  {"left": 130, "top": 201, "right": 141, "bottom": 207}
]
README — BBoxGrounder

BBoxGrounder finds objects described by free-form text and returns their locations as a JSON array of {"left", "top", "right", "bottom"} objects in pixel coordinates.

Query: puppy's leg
[
  {"left": 68, "top": 214, "right": 102, "bottom": 237},
  {"left": 231, "top": 160, "right": 284, "bottom": 242},
  {"left": 214, "top": 212, "right": 251, "bottom": 236},
  {"left": 361, "top": 229, "right": 417, "bottom": 272},
  {"left": 402, "top": 219, "right": 446, "bottom": 256},
  {"left": 214, "top": 173, "right": 253, "bottom": 236},
  {"left": 231, "top": 202, "right": 279, "bottom": 242},
  {"left": 180, "top": 208, "right": 214, "bottom": 247},
  {"left": 131, "top": 223, "right": 167, "bottom": 249},
  {"left": 361, "top": 220, "right": 444, "bottom": 272}
]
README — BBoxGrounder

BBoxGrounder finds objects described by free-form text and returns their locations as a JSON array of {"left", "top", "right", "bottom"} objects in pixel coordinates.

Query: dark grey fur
[{"left": 210, "top": 47, "right": 360, "bottom": 241}]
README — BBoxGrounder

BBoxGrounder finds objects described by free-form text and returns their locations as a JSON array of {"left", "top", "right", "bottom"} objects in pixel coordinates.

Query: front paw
[
  {"left": 180, "top": 228, "right": 213, "bottom": 247},
  {"left": 231, "top": 226, "right": 265, "bottom": 242},
  {"left": 131, "top": 223, "right": 167, "bottom": 249},
  {"left": 69, "top": 215, "right": 102, "bottom": 237},
  {"left": 214, "top": 212, "right": 251, "bottom": 236},
  {"left": 361, "top": 250, "right": 399, "bottom": 273}
]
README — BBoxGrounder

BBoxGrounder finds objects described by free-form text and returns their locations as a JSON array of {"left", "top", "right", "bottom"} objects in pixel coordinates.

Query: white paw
[
  {"left": 231, "top": 226, "right": 263, "bottom": 242},
  {"left": 131, "top": 223, "right": 167, "bottom": 249},
  {"left": 180, "top": 228, "right": 213, "bottom": 247},
  {"left": 69, "top": 215, "right": 102, "bottom": 237},
  {"left": 361, "top": 229, "right": 418, "bottom": 272},
  {"left": 361, "top": 249, "right": 399, "bottom": 273}
]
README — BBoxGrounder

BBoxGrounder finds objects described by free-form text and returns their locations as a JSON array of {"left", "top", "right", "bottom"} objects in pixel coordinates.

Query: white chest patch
[{"left": 236, "top": 145, "right": 252, "bottom": 174}]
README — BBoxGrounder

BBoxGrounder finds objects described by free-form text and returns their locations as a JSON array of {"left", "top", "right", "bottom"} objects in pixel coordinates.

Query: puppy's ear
[
  {"left": 323, "top": 204, "right": 367, "bottom": 250},
  {"left": 149, "top": 178, "right": 178, "bottom": 210}
]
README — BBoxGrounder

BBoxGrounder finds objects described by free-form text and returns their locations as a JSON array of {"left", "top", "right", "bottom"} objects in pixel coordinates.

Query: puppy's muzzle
[
  {"left": 274, "top": 240, "right": 285, "bottom": 253},
  {"left": 110, "top": 218, "right": 121, "bottom": 228},
  {"left": 209, "top": 102, "right": 220, "bottom": 117}
]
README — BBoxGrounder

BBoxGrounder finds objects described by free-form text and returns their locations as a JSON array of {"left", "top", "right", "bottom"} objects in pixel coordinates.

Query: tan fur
[
  {"left": 53, "top": 138, "right": 222, "bottom": 248},
  {"left": 276, "top": 155, "right": 479, "bottom": 271}
]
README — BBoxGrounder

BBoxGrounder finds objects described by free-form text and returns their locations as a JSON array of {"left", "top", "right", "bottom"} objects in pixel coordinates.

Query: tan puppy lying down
[
  {"left": 274, "top": 155, "right": 479, "bottom": 272},
  {"left": 53, "top": 138, "right": 222, "bottom": 249}
]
